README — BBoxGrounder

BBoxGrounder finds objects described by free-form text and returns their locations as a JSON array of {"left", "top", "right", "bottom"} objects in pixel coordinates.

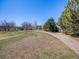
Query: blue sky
[{"left": 0, "top": 0, "right": 67, "bottom": 26}]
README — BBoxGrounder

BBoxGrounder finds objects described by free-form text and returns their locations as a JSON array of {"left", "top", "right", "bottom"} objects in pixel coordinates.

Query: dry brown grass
[{"left": 0, "top": 32, "right": 79, "bottom": 59}]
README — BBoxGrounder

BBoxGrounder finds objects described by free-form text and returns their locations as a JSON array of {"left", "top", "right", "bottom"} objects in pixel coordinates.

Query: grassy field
[
  {"left": 0, "top": 31, "right": 37, "bottom": 49},
  {"left": 0, "top": 31, "right": 79, "bottom": 59}
]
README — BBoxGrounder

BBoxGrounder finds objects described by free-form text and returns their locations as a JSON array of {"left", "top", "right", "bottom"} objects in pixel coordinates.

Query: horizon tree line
[{"left": 0, "top": 20, "right": 37, "bottom": 32}]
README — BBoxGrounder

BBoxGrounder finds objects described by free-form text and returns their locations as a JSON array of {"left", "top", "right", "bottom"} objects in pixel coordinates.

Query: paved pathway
[{"left": 38, "top": 31, "right": 79, "bottom": 56}]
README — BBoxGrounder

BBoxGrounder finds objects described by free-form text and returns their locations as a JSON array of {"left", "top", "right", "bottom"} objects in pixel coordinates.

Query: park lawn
[
  {"left": 0, "top": 31, "right": 37, "bottom": 49},
  {"left": 0, "top": 31, "right": 30, "bottom": 40},
  {"left": 0, "top": 31, "right": 79, "bottom": 59},
  {"left": 35, "top": 33, "right": 79, "bottom": 59}
]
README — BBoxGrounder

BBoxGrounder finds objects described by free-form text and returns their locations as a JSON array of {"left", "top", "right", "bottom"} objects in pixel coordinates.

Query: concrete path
[{"left": 38, "top": 31, "right": 79, "bottom": 56}]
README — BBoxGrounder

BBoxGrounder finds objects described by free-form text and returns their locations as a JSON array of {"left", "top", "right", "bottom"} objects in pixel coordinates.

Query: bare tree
[
  {"left": 0, "top": 20, "right": 16, "bottom": 31},
  {"left": 7, "top": 22, "right": 16, "bottom": 31},
  {"left": 21, "top": 22, "right": 33, "bottom": 30}
]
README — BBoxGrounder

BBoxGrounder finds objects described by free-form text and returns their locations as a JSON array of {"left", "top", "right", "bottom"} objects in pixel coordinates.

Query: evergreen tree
[
  {"left": 58, "top": 0, "right": 79, "bottom": 35},
  {"left": 43, "top": 17, "right": 58, "bottom": 32}
]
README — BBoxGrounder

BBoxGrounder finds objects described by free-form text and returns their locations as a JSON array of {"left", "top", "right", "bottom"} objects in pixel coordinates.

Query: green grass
[{"left": 0, "top": 31, "right": 37, "bottom": 49}]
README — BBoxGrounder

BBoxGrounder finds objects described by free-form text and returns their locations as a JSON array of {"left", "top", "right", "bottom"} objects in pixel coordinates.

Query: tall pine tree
[{"left": 58, "top": 0, "right": 79, "bottom": 35}]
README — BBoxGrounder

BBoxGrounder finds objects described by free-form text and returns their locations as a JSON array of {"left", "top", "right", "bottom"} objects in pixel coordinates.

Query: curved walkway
[{"left": 37, "top": 31, "right": 79, "bottom": 56}]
